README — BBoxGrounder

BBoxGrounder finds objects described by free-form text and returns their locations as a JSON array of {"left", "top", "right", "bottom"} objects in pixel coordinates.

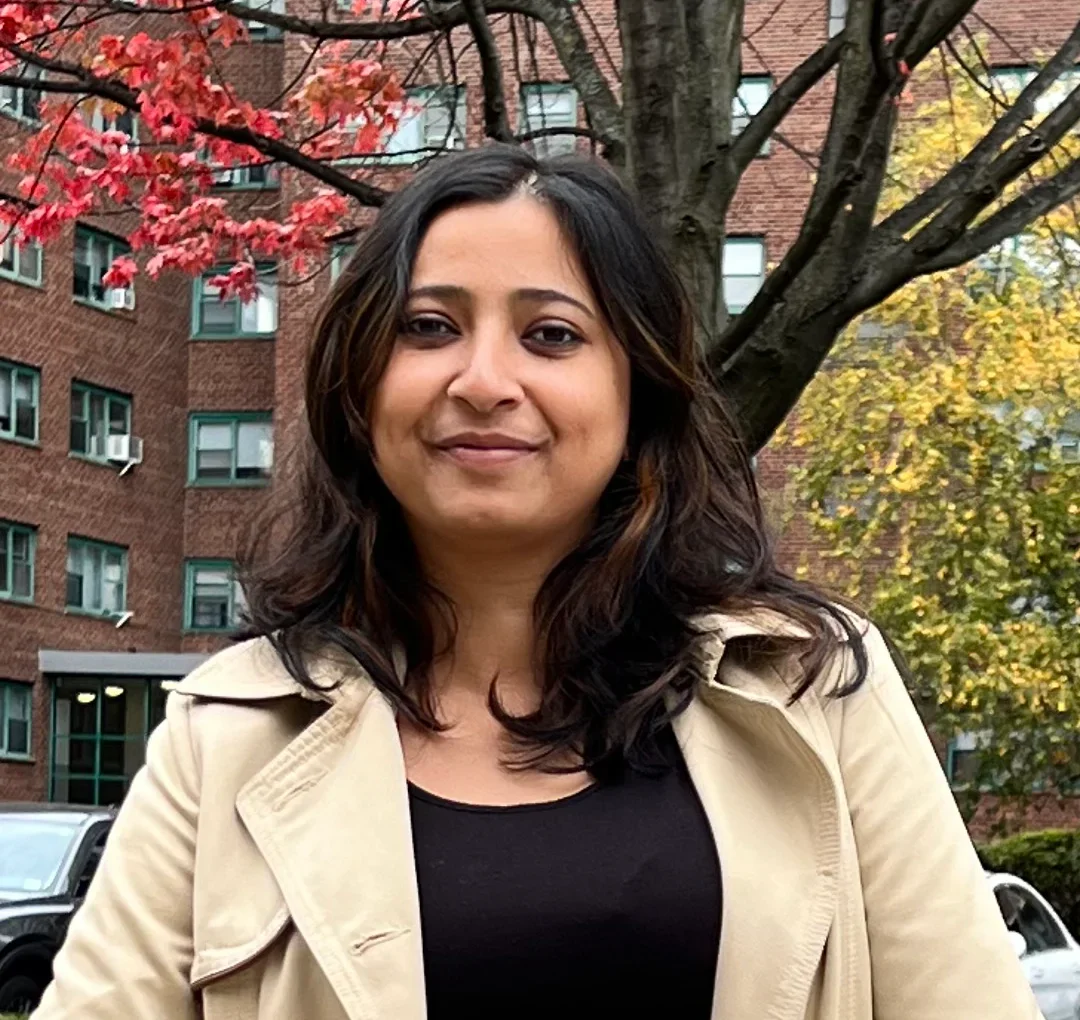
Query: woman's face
[{"left": 371, "top": 196, "right": 631, "bottom": 549}]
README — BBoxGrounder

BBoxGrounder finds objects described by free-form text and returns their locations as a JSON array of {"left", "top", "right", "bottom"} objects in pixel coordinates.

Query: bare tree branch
[
  {"left": 729, "top": 32, "right": 845, "bottom": 174},
  {"left": 878, "top": 17, "right": 1080, "bottom": 241},
  {"left": 461, "top": 0, "right": 514, "bottom": 142}
]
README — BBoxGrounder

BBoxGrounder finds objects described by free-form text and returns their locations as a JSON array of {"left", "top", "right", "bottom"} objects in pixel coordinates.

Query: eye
[
  {"left": 403, "top": 314, "right": 458, "bottom": 344},
  {"left": 524, "top": 323, "right": 585, "bottom": 353}
]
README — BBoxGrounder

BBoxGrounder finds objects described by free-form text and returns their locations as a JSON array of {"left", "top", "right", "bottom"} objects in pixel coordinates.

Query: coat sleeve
[
  {"left": 31, "top": 693, "right": 200, "bottom": 1019},
  {"left": 834, "top": 622, "right": 1043, "bottom": 1020}
]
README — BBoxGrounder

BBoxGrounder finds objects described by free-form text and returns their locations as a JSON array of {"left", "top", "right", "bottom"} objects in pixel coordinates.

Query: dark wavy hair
[{"left": 239, "top": 144, "right": 868, "bottom": 776}]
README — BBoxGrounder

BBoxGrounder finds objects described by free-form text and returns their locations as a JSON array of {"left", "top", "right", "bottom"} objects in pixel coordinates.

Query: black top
[{"left": 407, "top": 728, "right": 722, "bottom": 1019}]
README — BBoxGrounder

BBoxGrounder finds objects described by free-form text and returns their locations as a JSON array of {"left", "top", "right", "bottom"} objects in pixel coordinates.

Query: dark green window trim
[
  {"left": 0, "top": 681, "right": 31, "bottom": 760},
  {"left": 191, "top": 265, "right": 277, "bottom": 339},
  {"left": 188, "top": 412, "right": 274, "bottom": 486},
  {"left": 0, "top": 520, "right": 35, "bottom": 603},
  {"left": 722, "top": 236, "right": 766, "bottom": 315},
  {"left": 66, "top": 536, "right": 128, "bottom": 616},
  {"left": 0, "top": 358, "right": 41, "bottom": 444},
  {"left": 49, "top": 677, "right": 172, "bottom": 806},
  {"left": 184, "top": 559, "right": 243, "bottom": 631},
  {"left": 519, "top": 83, "right": 579, "bottom": 159},
  {"left": 0, "top": 63, "right": 43, "bottom": 123},
  {"left": 73, "top": 225, "right": 133, "bottom": 311},
  {"left": 0, "top": 231, "right": 43, "bottom": 287},
  {"left": 70, "top": 381, "right": 132, "bottom": 464},
  {"left": 330, "top": 242, "right": 357, "bottom": 283}
]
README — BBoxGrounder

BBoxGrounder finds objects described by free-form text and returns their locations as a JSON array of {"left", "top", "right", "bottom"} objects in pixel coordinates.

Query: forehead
[{"left": 411, "top": 197, "right": 592, "bottom": 300}]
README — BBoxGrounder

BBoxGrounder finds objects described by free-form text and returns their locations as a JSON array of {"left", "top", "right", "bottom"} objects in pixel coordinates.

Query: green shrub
[{"left": 979, "top": 828, "right": 1080, "bottom": 935}]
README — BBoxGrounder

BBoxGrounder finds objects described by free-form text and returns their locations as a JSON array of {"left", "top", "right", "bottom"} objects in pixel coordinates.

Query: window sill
[
  {"left": 68, "top": 451, "right": 121, "bottom": 471},
  {"left": 73, "top": 296, "right": 135, "bottom": 319},
  {"left": 0, "top": 272, "right": 44, "bottom": 290},
  {"left": 210, "top": 183, "right": 281, "bottom": 193},
  {"left": 186, "top": 478, "right": 271, "bottom": 489},
  {"left": 0, "top": 435, "right": 41, "bottom": 449},
  {"left": 0, "top": 753, "right": 34, "bottom": 764},
  {"left": 189, "top": 333, "right": 276, "bottom": 342},
  {"left": 63, "top": 607, "right": 127, "bottom": 621},
  {"left": 183, "top": 626, "right": 238, "bottom": 634},
  {"left": 0, "top": 595, "right": 35, "bottom": 607},
  {"left": 0, "top": 108, "right": 42, "bottom": 127}
]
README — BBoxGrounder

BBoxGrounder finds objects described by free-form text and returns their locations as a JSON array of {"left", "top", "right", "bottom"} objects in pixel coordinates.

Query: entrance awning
[{"left": 38, "top": 649, "right": 210, "bottom": 678}]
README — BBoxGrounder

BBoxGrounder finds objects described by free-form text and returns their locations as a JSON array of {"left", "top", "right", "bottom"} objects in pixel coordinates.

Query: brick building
[{"left": 0, "top": 0, "right": 1075, "bottom": 810}]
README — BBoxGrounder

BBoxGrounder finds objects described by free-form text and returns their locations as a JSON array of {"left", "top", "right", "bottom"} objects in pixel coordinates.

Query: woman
[{"left": 34, "top": 146, "right": 1038, "bottom": 1020}]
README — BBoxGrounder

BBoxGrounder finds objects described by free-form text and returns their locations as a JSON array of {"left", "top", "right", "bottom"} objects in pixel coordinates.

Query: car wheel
[{"left": 0, "top": 971, "right": 44, "bottom": 1011}]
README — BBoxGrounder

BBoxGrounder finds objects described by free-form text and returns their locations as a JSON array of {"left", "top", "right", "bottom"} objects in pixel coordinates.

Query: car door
[{"left": 995, "top": 883, "right": 1080, "bottom": 1020}]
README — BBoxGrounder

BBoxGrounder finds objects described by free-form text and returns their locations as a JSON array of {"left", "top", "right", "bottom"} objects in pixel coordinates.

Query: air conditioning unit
[
  {"left": 106, "top": 433, "right": 144, "bottom": 475},
  {"left": 108, "top": 287, "right": 135, "bottom": 311}
]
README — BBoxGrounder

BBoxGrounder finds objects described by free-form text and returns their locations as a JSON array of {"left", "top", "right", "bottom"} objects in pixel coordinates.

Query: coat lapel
[
  {"left": 236, "top": 681, "right": 426, "bottom": 1020},
  {"left": 676, "top": 619, "right": 842, "bottom": 1020}
]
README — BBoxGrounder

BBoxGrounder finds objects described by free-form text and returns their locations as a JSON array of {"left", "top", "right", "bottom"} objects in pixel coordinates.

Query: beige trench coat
[{"left": 32, "top": 612, "right": 1041, "bottom": 1020}]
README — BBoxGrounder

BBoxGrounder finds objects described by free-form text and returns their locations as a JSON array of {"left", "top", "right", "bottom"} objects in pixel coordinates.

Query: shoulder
[{"left": 174, "top": 636, "right": 348, "bottom": 703}]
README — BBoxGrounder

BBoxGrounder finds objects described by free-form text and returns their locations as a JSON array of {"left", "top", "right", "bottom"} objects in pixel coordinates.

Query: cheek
[
  {"left": 553, "top": 356, "right": 631, "bottom": 467},
  {"left": 371, "top": 352, "right": 437, "bottom": 455}
]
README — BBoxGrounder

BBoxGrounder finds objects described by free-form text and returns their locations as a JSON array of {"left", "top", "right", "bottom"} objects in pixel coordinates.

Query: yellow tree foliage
[{"left": 778, "top": 51, "right": 1080, "bottom": 798}]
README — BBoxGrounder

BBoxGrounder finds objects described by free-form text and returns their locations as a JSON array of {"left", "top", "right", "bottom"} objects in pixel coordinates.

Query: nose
[{"left": 445, "top": 320, "right": 525, "bottom": 414}]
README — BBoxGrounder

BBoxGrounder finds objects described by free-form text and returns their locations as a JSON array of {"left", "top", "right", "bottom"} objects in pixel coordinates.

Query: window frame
[
  {"left": 519, "top": 83, "right": 580, "bottom": 159},
  {"left": 0, "top": 63, "right": 43, "bottom": 123},
  {"left": 0, "top": 227, "right": 43, "bottom": 288},
  {"left": 210, "top": 161, "right": 280, "bottom": 190},
  {"left": 827, "top": 0, "right": 847, "bottom": 38},
  {"left": 191, "top": 265, "right": 278, "bottom": 339},
  {"left": 0, "top": 359, "right": 41, "bottom": 445},
  {"left": 722, "top": 236, "right": 767, "bottom": 315},
  {"left": 235, "top": 0, "right": 284, "bottom": 39},
  {"left": 183, "top": 559, "right": 244, "bottom": 632},
  {"left": 69, "top": 381, "right": 132, "bottom": 464},
  {"left": 0, "top": 681, "right": 32, "bottom": 760},
  {"left": 0, "top": 520, "right": 35, "bottom": 604},
  {"left": 65, "top": 536, "right": 128, "bottom": 617},
  {"left": 989, "top": 64, "right": 1080, "bottom": 119},
  {"left": 188, "top": 412, "right": 274, "bottom": 487},
  {"left": 72, "top": 225, "right": 133, "bottom": 311},
  {"left": 733, "top": 75, "right": 773, "bottom": 155},
  {"left": 994, "top": 883, "right": 1069, "bottom": 956}
]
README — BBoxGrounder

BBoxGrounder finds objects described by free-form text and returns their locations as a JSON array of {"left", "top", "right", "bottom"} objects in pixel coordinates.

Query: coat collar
[{"left": 187, "top": 610, "right": 839, "bottom": 1020}]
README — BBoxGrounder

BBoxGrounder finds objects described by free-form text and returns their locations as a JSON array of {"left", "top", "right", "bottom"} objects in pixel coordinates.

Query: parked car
[
  {"left": 990, "top": 871, "right": 1080, "bottom": 1020},
  {"left": 0, "top": 804, "right": 114, "bottom": 1012}
]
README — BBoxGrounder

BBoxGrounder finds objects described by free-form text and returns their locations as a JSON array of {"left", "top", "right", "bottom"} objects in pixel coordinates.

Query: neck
[{"left": 411, "top": 530, "right": 575, "bottom": 710}]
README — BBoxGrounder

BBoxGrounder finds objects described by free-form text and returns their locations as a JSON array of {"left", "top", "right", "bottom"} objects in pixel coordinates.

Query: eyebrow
[{"left": 409, "top": 284, "right": 596, "bottom": 320}]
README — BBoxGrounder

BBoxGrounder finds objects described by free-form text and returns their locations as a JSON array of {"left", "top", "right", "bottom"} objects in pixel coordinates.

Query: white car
[{"left": 989, "top": 872, "right": 1080, "bottom": 1020}]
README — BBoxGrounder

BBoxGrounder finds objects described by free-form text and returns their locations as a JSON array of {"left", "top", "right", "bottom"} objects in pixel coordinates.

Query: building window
[
  {"left": 0, "top": 228, "right": 43, "bottom": 287},
  {"left": 70, "top": 382, "right": 132, "bottom": 463},
  {"left": 189, "top": 413, "right": 274, "bottom": 485},
  {"left": 733, "top": 76, "right": 772, "bottom": 154},
  {"left": 192, "top": 266, "right": 277, "bottom": 338},
  {"left": 211, "top": 162, "right": 279, "bottom": 189},
  {"left": 66, "top": 537, "right": 127, "bottom": 616},
  {"left": 0, "top": 521, "right": 35, "bottom": 603},
  {"left": 827, "top": 0, "right": 847, "bottom": 38},
  {"left": 0, "top": 359, "right": 40, "bottom": 443},
  {"left": 50, "top": 677, "right": 171, "bottom": 806},
  {"left": 85, "top": 101, "right": 136, "bottom": 140},
  {"left": 0, "top": 63, "right": 43, "bottom": 123},
  {"left": 0, "top": 682, "right": 31, "bottom": 759},
  {"left": 72, "top": 226, "right": 134, "bottom": 310},
  {"left": 990, "top": 65, "right": 1080, "bottom": 117},
  {"left": 330, "top": 241, "right": 357, "bottom": 282},
  {"left": 520, "top": 84, "right": 579, "bottom": 159},
  {"left": 374, "top": 86, "right": 467, "bottom": 164},
  {"left": 722, "top": 236, "right": 766, "bottom": 314},
  {"left": 1055, "top": 410, "right": 1080, "bottom": 463},
  {"left": 235, "top": 0, "right": 284, "bottom": 38},
  {"left": 184, "top": 560, "right": 244, "bottom": 631}
]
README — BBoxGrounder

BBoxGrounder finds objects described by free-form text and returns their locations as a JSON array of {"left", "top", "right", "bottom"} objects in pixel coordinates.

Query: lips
[
  {"left": 433, "top": 432, "right": 541, "bottom": 452},
  {"left": 431, "top": 431, "right": 542, "bottom": 467}
]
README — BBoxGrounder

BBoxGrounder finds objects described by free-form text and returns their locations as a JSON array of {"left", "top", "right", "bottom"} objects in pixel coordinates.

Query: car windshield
[{"left": 0, "top": 816, "right": 81, "bottom": 894}]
